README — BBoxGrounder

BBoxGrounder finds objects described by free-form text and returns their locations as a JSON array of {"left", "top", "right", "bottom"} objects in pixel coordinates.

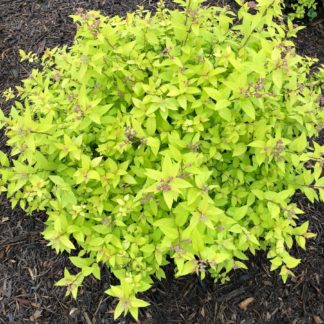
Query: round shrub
[{"left": 0, "top": 0, "right": 323, "bottom": 319}]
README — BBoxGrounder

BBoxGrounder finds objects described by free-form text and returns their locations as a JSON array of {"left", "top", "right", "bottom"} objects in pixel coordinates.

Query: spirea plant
[
  {"left": 0, "top": 0, "right": 323, "bottom": 319},
  {"left": 288, "top": 0, "right": 320, "bottom": 20}
]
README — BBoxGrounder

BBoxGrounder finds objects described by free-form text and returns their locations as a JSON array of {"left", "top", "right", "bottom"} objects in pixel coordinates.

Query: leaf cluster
[{"left": 287, "top": 0, "right": 322, "bottom": 20}]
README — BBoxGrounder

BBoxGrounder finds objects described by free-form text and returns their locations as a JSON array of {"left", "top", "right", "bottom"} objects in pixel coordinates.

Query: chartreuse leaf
[
  {"left": 283, "top": 254, "right": 301, "bottom": 269},
  {"left": 163, "top": 190, "right": 175, "bottom": 209},
  {"left": 233, "top": 143, "right": 247, "bottom": 157},
  {"left": 114, "top": 301, "right": 124, "bottom": 320},
  {"left": 270, "top": 256, "right": 282, "bottom": 271},
  {"left": 227, "top": 205, "right": 248, "bottom": 221},
  {"left": 154, "top": 218, "right": 178, "bottom": 239},
  {"left": 174, "top": 203, "right": 189, "bottom": 226},
  {"left": 0, "top": 151, "right": 9, "bottom": 166},
  {"left": 147, "top": 137, "right": 160, "bottom": 156},
  {"left": 162, "top": 154, "right": 179, "bottom": 178},
  {"left": 289, "top": 133, "right": 307, "bottom": 152},
  {"left": 0, "top": 0, "right": 323, "bottom": 321},
  {"left": 241, "top": 100, "right": 255, "bottom": 120},
  {"left": 296, "top": 236, "right": 306, "bottom": 249},
  {"left": 204, "top": 87, "right": 219, "bottom": 100},
  {"left": 145, "top": 169, "right": 162, "bottom": 181},
  {"left": 294, "top": 221, "right": 309, "bottom": 235}
]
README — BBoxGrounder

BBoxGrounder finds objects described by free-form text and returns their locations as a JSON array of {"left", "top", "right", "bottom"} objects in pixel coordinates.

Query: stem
[
  {"left": 239, "top": 1, "right": 274, "bottom": 50},
  {"left": 308, "top": 185, "right": 324, "bottom": 190},
  {"left": 184, "top": 0, "right": 192, "bottom": 25},
  {"left": 295, "top": 184, "right": 324, "bottom": 190},
  {"left": 30, "top": 130, "right": 52, "bottom": 136},
  {"left": 106, "top": 37, "right": 115, "bottom": 50},
  {"left": 182, "top": 0, "right": 192, "bottom": 47}
]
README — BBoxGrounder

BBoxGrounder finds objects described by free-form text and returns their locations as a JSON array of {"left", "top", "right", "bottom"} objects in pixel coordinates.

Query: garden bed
[{"left": 0, "top": 0, "right": 323, "bottom": 323}]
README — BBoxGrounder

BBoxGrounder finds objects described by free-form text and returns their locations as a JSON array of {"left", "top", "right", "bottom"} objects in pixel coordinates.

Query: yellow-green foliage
[
  {"left": 289, "top": 0, "right": 317, "bottom": 19},
  {"left": 0, "top": 0, "right": 323, "bottom": 320}
]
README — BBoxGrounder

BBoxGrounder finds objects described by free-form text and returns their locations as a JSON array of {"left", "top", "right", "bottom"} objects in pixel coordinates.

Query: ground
[{"left": 0, "top": 0, "right": 323, "bottom": 323}]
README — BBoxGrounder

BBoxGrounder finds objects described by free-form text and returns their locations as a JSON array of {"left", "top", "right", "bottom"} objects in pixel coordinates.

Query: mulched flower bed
[{"left": 0, "top": 1, "right": 323, "bottom": 323}]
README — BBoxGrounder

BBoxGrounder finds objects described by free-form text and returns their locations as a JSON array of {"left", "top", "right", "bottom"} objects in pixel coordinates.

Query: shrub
[
  {"left": 288, "top": 0, "right": 322, "bottom": 20},
  {"left": 0, "top": 0, "right": 323, "bottom": 320}
]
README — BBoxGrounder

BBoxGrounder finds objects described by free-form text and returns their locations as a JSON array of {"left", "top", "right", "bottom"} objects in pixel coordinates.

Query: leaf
[
  {"left": 154, "top": 218, "right": 177, "bottom": 239},
  {"left": 0, "top": 151, "right": 9, "bottom": 166},
  {"left": 289, "top": 133, "right": 307, "bottom": 153},
  {"left": 203, "top": 87, "right": 219, "bottom": 100},
  {"left": 162, "top": 154, "right": 179, "bottom": 177},
  {"left": 218, "top": 107, "right": 232, "bottom": 121},
  {"left": 241, "top": 100, "right": 255, "bottom": 120},
  {"left": 302, "top": 187, "right": 318, "bottom": 203},
  {"left": 191, "top": 228, "right": 204, "bottom": 252},
  {"left": 140, "top": 244, "right": 155, "bottom": 255},
  {"left": 92, "top": 263, "right": 101, "bottom": 280},
  {"left": 172, "top": 178, "right": 192, "bottom": 189},
  {"left": 284, "top": 255, "right": 301, "bottom": 269},
  {"left": 106, "top": 285, "right": 123, "bottom": 298},
  {"left": 167, "top": 86, "right": 181, "bottom": 97},
  {"left": 146, "top": 31, "right": 159, "bottom": 45},
  {"left": 296, "top": 236, "right": 306, "bottom": 250},
  {"left": 248, "top": 140, "right": 265, "bottom": 148},
  {"left": 304, "top": 232, "right": 316, "bottom": 239},
  {"left": 214, "top": 252, "right": 230, "bottom": 263},
  {"left": 91, "top": 157, "right": 103, "bottom": 168},
  {"left": 187, "top": 188, "right": 201, "bottom": 205},
  {"left": 280, "top": 266, "right": 289, "bottom": 283},
  {"left": 169, "top": 144, "right": 182, "bottom": 161},
  {"left": 177, "top": 95, "right": 187, "bottom": 109},
  {"left": 272, "top": 70, "right": 283, "bottom": 89},
  {"left": 88, "top": 237, "right": 104, "bottom": 246},
  {"left": 49, "top": 175, "right": 68, "bottom": 188},
  {"left": 81, "top": 267, "right": 92, "bottom": 277},
  {"left": 270, "top": 256, "right": 282, "bottom": 271},
  {"left": 145, "top": 169, "right": 162, "bottom": 181},
  {"left": 146, "top": 116, "right": 156, "bottom": 135},
  {"left": 60, "top": 236, "right": 75, "bottom": 250},
  {"left": 279, "top": 189, "right": 294, "bottom": 201},
  {"left": 19, "top": 49, "right": 28, "bottom": 61},
  {"left": 70, "top": 257, "right": 90, "bottom": 268},
  {"left": 129, "top": 307, "right": 139, "bottom": 321},
  {"left": 251, "top": 189, "right": 264, "bottom": 200},
  {"left": 228, "top": 205, "right": 248, "bottom": 221},
  {"left": 60, "top": 190, "right": 77, "bottom": 207},
  {"left": 215, "top": 99, "right": 231, "bottom": 111},
  {"left": 88, "top": 170, "right": 100, "bottom": 180},
  {"left": 229, "top": 224, "right": 242, "bottom": 233},
  {"left": 163, "top": 190, "right": 175, "bottom": 209},
  {"left": 114, "top": 301, "right": 125, "bottom": 320},
  {"left": 131, "top": 297, "right": 150, "bottom": 308},
  {"left": 177, "top": 260, "right": 196, "bottom": 276},
  {"left": 294, "top": 221, "right": 309, "bottom": 235},
  {"left": 175, "top": 206, "right": 189, "bottom": 226},
  {"left": 233, "top": 143, "right": 247, "bottom": 157},
  {"left": 74, "top": 232, "right": 85, "bottom": 243},
  {"left": 267, "top": 202, "right": 280, "bottom": 219},
  {"left": 123, "top": 174, "right": 137, "bottom": 185},
  {"left": 147, "top": 137, "right": 160, "bottom": 156}
]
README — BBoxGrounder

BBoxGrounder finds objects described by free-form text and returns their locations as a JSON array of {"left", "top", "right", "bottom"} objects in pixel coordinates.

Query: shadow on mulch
[{"left": 0, "top": 0, "right": 323, "bottom": 323}]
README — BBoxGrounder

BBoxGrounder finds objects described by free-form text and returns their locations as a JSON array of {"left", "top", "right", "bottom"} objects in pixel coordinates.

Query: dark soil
[{"left": 0, "top": 1, "right": 323, "bottom": 323}]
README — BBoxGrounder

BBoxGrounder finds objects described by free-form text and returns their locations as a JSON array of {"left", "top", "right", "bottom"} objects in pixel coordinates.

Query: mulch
[{"left": 0, "top": 1, "right": 323, "bottom": 323}]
